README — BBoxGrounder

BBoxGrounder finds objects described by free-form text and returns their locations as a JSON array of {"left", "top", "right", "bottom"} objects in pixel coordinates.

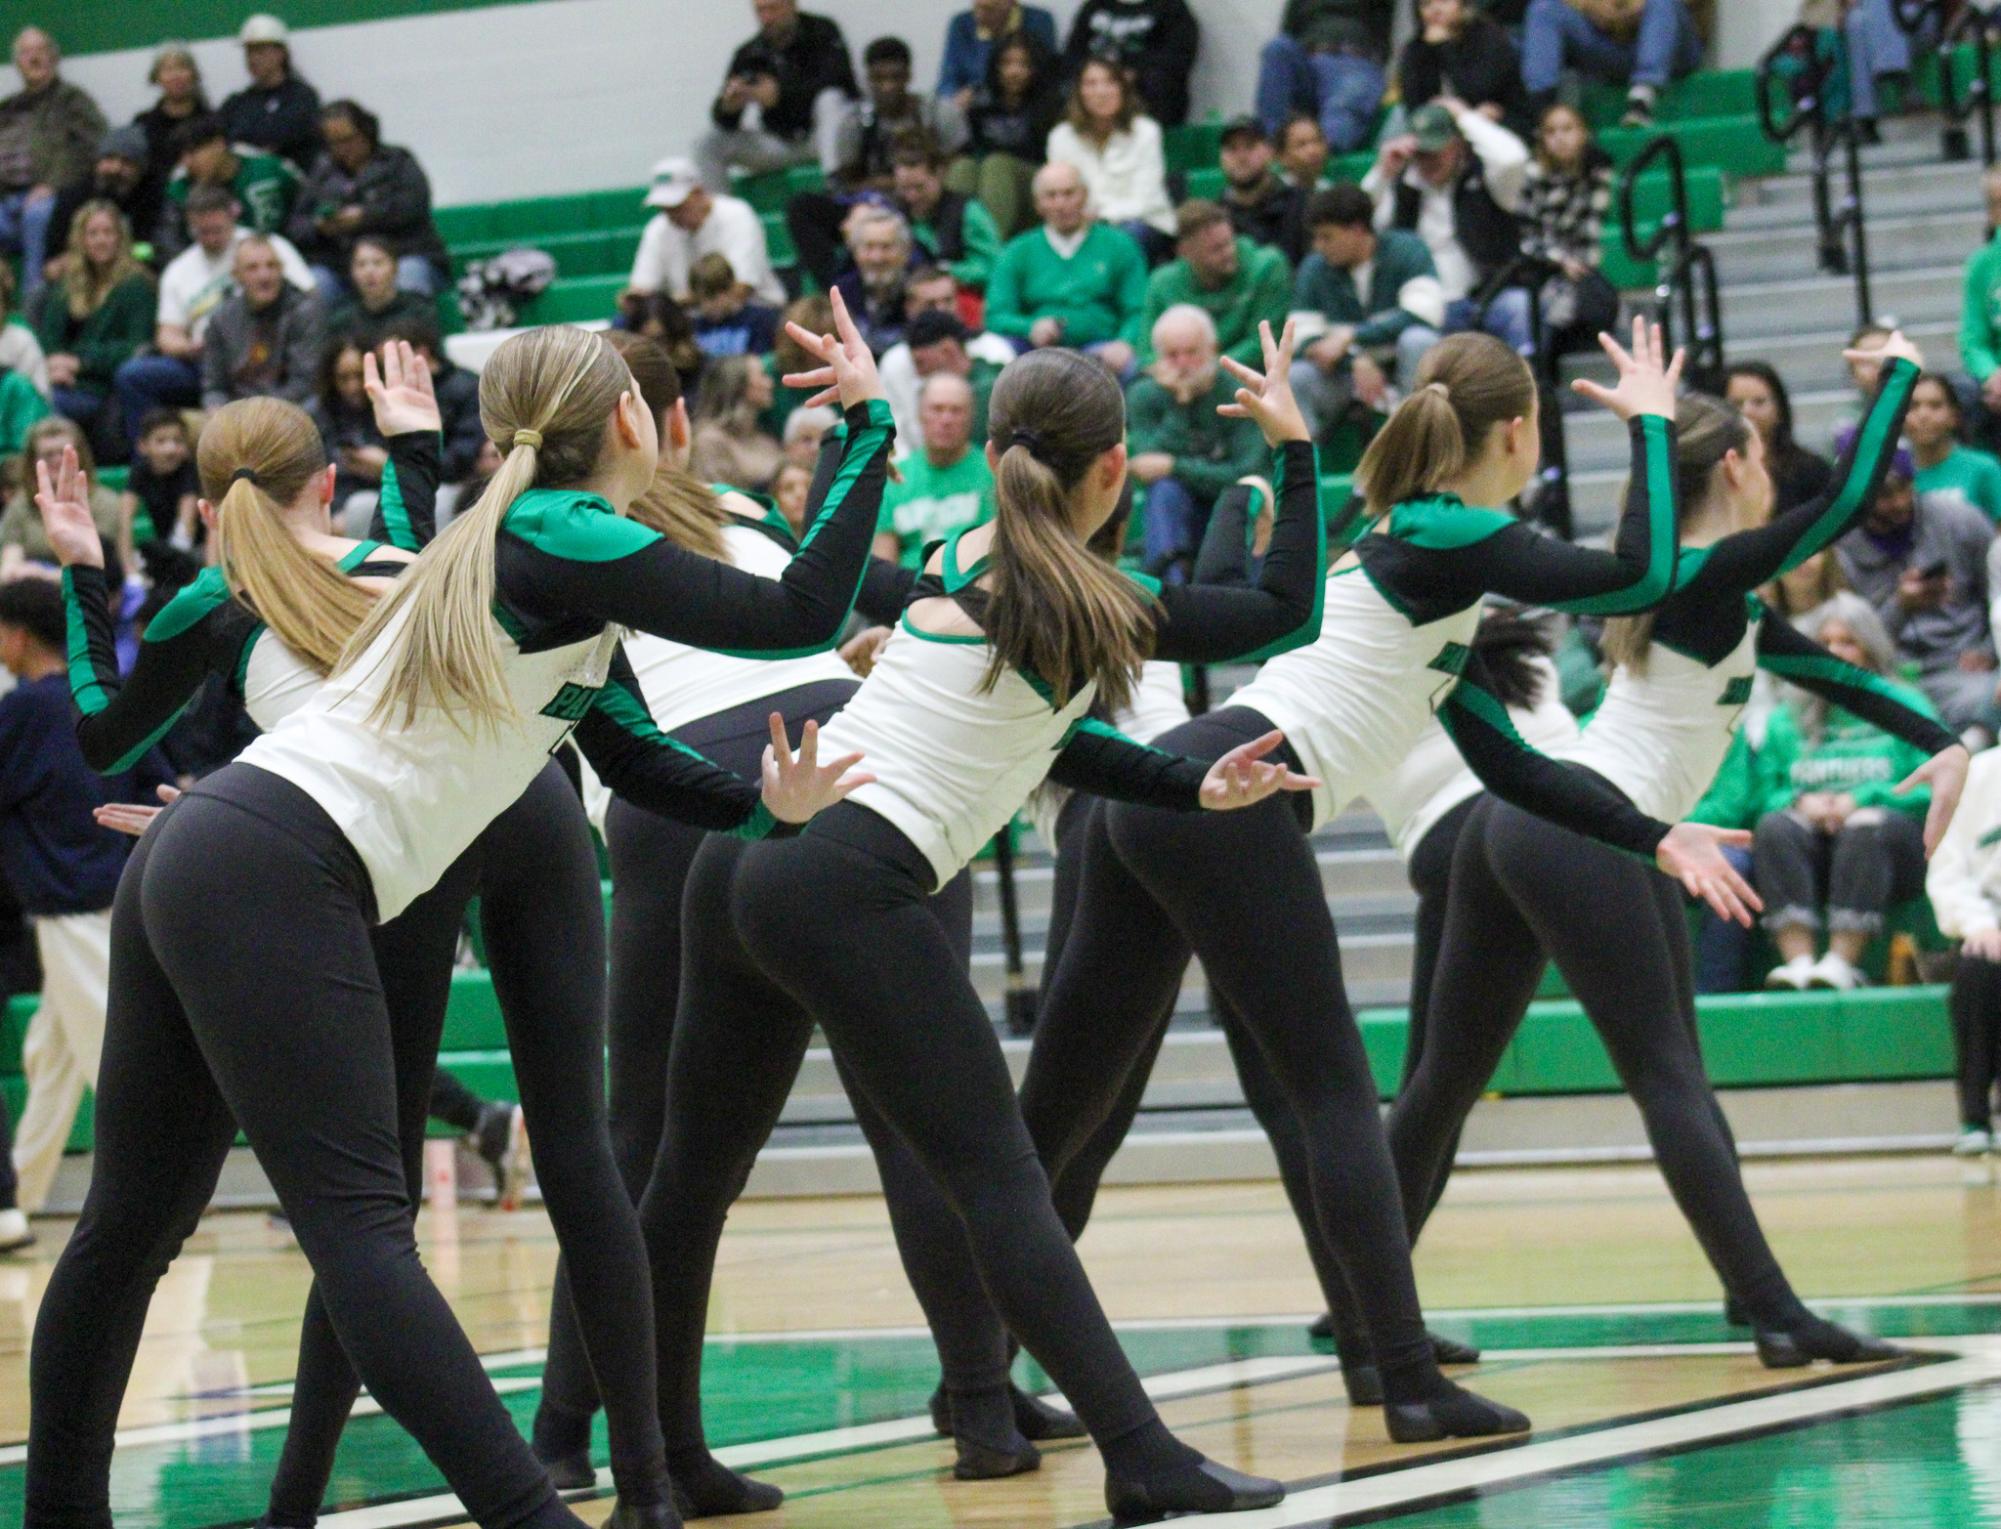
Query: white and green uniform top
[
  {"left": 238, "top": 400, "right": 899, "bottom": 920},
  {"left": 1024, "top": 660, "right": 1190, "bottom": 850}
]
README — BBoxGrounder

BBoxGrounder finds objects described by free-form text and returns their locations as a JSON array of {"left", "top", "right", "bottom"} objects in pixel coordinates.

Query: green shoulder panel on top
[
  {"left": 145, "top": 565, "right": 233, "bottom": 643},
  {"left": 502, "top": 488, "right": 660, "bottom": 562},
  {"left": 1386, "top": 494, "right": 1515, "bottom": 550}
]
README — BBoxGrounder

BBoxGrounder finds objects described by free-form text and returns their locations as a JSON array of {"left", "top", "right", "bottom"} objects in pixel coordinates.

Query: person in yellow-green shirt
[{"left": 872, "top": 371, "right": 995, "bottom": 566}]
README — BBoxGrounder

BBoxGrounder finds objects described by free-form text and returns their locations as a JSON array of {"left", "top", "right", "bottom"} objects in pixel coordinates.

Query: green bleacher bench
[
  {"left": 453, "top": 227, "right": 642, "bottom": 281},
  {"left": 1581, "top": 68, "right": 1758, "bottom": 130},
  {"left": 517, "top": 273, "right": 626, "bottom": 325}
]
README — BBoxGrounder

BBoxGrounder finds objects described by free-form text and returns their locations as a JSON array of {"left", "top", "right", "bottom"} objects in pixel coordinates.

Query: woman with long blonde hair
[
  {"left": 25, "top": 300, "right": 892, "bottom": 1528},
  {"left": 35, "top": 201, "right": 156, "bottom": 435}
]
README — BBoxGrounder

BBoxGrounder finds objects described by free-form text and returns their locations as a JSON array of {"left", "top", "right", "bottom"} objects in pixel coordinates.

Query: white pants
[{"left": 12, "top": 909, "right": 112, "bottom": 1212}]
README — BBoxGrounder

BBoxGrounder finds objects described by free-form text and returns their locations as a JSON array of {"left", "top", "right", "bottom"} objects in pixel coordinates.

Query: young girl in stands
[{"left": 1046, "top": 57, "right": 1175, "bottom": 260}]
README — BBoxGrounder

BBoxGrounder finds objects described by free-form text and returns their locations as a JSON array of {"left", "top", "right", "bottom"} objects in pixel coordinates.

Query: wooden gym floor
[{"left": 2, "top": 1153, "right": 1999, "bottom": 1526}]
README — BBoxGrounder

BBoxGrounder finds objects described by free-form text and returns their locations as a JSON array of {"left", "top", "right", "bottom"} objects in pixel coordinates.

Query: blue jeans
[
  {"left": 1446, "top": 289, "right": 1534, "bottom": 357},
  {"left": 0, "top": 187, "right": 57, "bottom": 303},
  {"left": 1845, "top": 0, "right": 1926, "bottom": 120},
  {"left": 1692, "top": 844, "right": 1757, "bottom": 993},
  {"left": 114, "top": 354, "right": 202, "bottom": 449},
  {"left": 1141, "top": 477, "right": 1207, "bottom": 575},
  {"left": 1520, "top": 0, "right": 1702, "bottom": 94},
  {"left": 1256, "top": 36, "right": 1387, "bottom": 153},
  {"left": 51, "top": 386, "right": 104, "bottom": 433}
]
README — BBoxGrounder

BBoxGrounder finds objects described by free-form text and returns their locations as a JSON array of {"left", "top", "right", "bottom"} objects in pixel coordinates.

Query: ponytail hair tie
[
  {"left": 1423, "top": 382, "right": 1450, "bottom": 399},
  {"left": 1008, "top": 428, "right": 1045, "bottom": 459},
  {"left": 513, "top": 428, "right": 543, "bottom": 450},
  {"left": 229, "top": 467, "right": 261, "bottom": 487}
]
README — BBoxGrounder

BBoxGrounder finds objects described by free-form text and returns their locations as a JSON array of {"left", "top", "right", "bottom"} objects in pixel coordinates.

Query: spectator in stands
[
  {"left": 1276, "top": 111, "right": 1330, "bottom": 189},
  {"left": 1685, "top": 726, "right": 1764, "bottom": 993},
  {"left": 1288, "top": 184, "right": 1444, "bottom": 439},
  {"left": 324, "top": 235, "right": 430, "bottom": 349},
  {"left": 113, "top": 185, "right": 312, "bottom": 445},
  {"left": 121, "top": 408, "right": 199, "bottom": 553},
  {"left": 1139, "top": 200, "right": 1291, "bottom": 370},
  {"left": 1757, "top": 594, "right": 1941, "bottom": 992},
  {"left": 688, "top": 251, "right": 782, "bottom": 358},
  {"left": 0, "top": 28, "right": 107, "bottom": 305},
  {"left": 690, "top": 354, "right": 784, "bottom": 490},
  {"left": 157, "top": 111, "right": 299, "bottom": 259},
  {"left": 831, "top": 38, "right": 967, "bottom": 193},
  {"left": 288, "top": 100, "right": 448, "bottom": 298},
  {"left": 939, "top": 1, "right": 1058, "bottom": 107},
  {"left": 0, "top": 261, "right": 52, "bottom": 411},
  {"left": 952, "top": 34, "right": 1065, "bottom": 239},
  {"left": 1962, "top": 167, "right": 2001, "bottom": 450},
  {"left": 1520, "top": 0, "right": 1703, "bottom": 128},
  {"left": 1254, "top": 0, "right": 1393, "bottom": 154},
  {"left": 1064, "top": 0, "right": 1200, "bottom": 128},
  {"left": 1127, "top": 304, "right": 1265, "bottom": 577},
  {"left": 130, "top": 43, "right": 207, "bottom": 194},
  {"left": 0, "top": 418, "right": 125, "bottom": 579},
  {"left": 879, "top": 273, "right": 1013, "bottom": 445},
  {"left": 1363, "top": 101, "right": 1533, "bottom": 356},
  {"left": 1046, "top": 58, "right": 1175, "bottom": 260},
  {"left": 0, "top": 578, "right": 170, "bottom": 1215},
  {"left": 771, "top": 458, "right": 814, "bottom": 537},
  {"left": 694, "top": 0, "right": 859, "bottom": 190},
  {"left": 1835, "top": 449, "right": 1998, "bottom": 745},
  {"left": 781, "top": 403, "right": 837, "bottom": 468},
  {"left": 1925, "top": 743, "right": 2001, "bottom": 1154},
  {"left": 1397, "top": 0, "right": 1530, "bottom": 137},
  {"left": 832, "top": 206, "right": 917, "bottom": 356},
  {"left": 35, "top": 201, "right": 156, "bottom": 444},
  {"left": 377, "top": 311, "right": 482, "bottom": 485},
  {"left": 1217, "top": 116, "right": 1307, "bottom": 266},
  {"left": 985, "top": 161, "right": 1147, "bottom": 374},
  {"left": 893, "top": 139, "right": 1001, "bottom": 291},
  {"left": 1844, "top": 0, "right": 1922, "bottom": 145},
  {"left": 627, "top": 157, "right": 785, "bottom": 309},
  {"left": 760, "top": 292, "right": 832, "bottom": 435},
  {"left": 218, "top": 14, "right": 322, "bottom": 167},
  {"left": 1517, "top": 102, "right": 1617, "bottom": 359},
  {"left": 1725, "top": 361, "right": 1834, "bottom": 516},
  {"left": 872, "top": 371, "right": 996, "bottom": 564},
  {"left": 199, "top": 232, "right": 323, "bottom": 411},
  {"left": 46, "top": 127, "right": 160, "bottom": 284},
  {"left": 307, "top": 335, "right": 386, "bottom": 510},
  {"left": 1906, "top": 371, "right": 2001, "bottom": 526},
  {"left": 1768, "top": 545, "right": 1848, "bottom": 624}
]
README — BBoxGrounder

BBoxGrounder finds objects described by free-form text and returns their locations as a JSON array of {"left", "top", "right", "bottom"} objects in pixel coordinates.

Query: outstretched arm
[{"left": 1047, "top": 717, "right": 1317, "bottom": 813}]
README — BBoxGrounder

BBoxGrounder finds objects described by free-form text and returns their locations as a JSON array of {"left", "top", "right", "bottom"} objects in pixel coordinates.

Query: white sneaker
[
  {"left": 0, "top": 1207, "right": 33, "bottom": 1254},
  {"left": 1807, "top": 952, "right": 1866, "bottom": 991},
  {"left": 1765, "top": 955, "right": 1816, "bottom": 991},
  {"left": 1954, "top": 1127, "right": 1993, "bottom": 1158}
]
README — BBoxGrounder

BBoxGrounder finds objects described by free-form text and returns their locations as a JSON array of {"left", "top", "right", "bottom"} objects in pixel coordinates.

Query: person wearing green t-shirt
[
  {"left": 1960, "top": 174, "right": 2001, "bottom": 432},
  {"left": 872, "top": 371, "right": 997, "bottom": 566},
  {"left": 161, "top": 112, "right": 299, "bottom": 258},
  {"left": 1137, "top": 201, "right": 1292, "bottom": 369},
  {"left": 1754, "top": 593, "right": 1943, "bottom": 992},
  {"left": 1127, "top": 303, "right": 1266, "bottom": 578},
  {"left": 1905, "top": 368, "right": 2001, "bottom": 523}
]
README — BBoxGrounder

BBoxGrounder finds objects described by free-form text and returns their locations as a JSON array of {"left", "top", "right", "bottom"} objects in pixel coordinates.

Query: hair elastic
[
  {"left": 229, "top": 467, "right": 261, "bottom": 486},
  {"left": 514, "top": 428, "right": 543, "bottom": 449},
  {"left": 1424, "top": 382, "right": 1450, "bottom": 399},
  {"left": 1009, "top": 428, "right": 1045, "bottom": 458}
]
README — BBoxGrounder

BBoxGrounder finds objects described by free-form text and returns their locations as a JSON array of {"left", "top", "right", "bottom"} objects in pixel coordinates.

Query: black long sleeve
[
  {"left": 366, "top": 431, "right": 441, "bottom": 551},
  {"left": 1144, "top": 440, "right": 1326, "bottom": 663},
  {"left": 1754, "top": 603, "right": 1960, "bottom": 757},
  {"left": 499, "top": 399, "right": 895, "bottom": 656},
  {"left": 1440, "top": 649, "right": 1670, "bottom": 859},
  {"left": 1189, "top": 479, "right": 1259, "bottom": 590},
  {"left": 573, "top": 646, "right": 775, "bottom": 836},
  {"left": 1046, "top": 716, "right": 1209, "bottom": 810}
]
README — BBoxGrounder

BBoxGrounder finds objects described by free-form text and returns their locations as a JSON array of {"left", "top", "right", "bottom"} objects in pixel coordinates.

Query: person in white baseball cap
[
  {"left": 625, "top": 156, "right": 786, "bottom": 308},
  {"left": 220, "top": 13, "right": 322, "bottom": 166}
]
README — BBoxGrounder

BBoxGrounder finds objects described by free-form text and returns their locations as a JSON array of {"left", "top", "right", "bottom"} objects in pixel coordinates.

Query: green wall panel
[{"left": 50, "top": 0, "right": 557, "bottom": 58}]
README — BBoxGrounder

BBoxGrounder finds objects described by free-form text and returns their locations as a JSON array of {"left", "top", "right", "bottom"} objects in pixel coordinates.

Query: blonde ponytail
[
  {"left": 1355, "top": 333, "right": 1537, "bottom": 517},
  {"left": 338, "top": 325, "right": 639, "bottom": 733},
  {"left": 983, "top": 349, "right": 1153, "bottom": 713},
  {"left": 197, "top": 397, "right": 370, "bottom": 676}
]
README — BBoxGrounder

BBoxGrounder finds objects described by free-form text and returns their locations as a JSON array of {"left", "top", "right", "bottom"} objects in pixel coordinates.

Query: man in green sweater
[
  {"left": 984, "top": 161, "right": 1147, "bottom": 378},
  {"left": 1128, "top": 303, "right": 1266, "bottom": 578},
  {"left": 1287, "top": 183, "right": 1445, "bottom": 439},
  {"left": 1960, "top": 167, "right": 2001, "bottom": 448},
  {"left": 1138, "top": 199, "right": 1292, "bottom": 369},
  {"left": 873, "top": 372, "right": 997, "bottom": 566}
]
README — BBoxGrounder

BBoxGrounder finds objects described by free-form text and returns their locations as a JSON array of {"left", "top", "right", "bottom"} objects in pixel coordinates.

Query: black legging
[
  {"left": 268, "top": 762, "right": 669, "bottom": 1517},
  {"left": 1387, "top": 794, "right": 1813, "bottom": 1329},
  {"left": 428, "top": 1068, "right": 490, "bottom": 1134},
  {"left": 1017, "top": 706, "right": 1443, "bottom": 1402},
  {"left": 25, "top": 764, "right": 581, "bottom": 1529},
  {"left": 1951, "top": 952, "right": 2001, "bottom": 1129},
  {"left": 535, "top": 684, "right": 1004, "bottom": 1463},
  {"left": 637, "top": 800, "right": 1194, "bottom": 1478}
]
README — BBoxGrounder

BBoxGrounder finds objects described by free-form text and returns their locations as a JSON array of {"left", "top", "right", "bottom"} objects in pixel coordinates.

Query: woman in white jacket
[
  {"left": 1045, "top": 58, "right": 1174, "bottom": 260},
  {"left": 1927, "top": 747, "right": 2001, "bottom": 1155}
]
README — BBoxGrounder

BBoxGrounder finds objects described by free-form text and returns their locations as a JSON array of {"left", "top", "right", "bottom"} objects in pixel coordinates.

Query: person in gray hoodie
[
  {"left": 1837, "top": 447, "right": 2000, "bottom": 741},
  {"left": 200, "top": 232, "right": 322, "bottom": 410}
]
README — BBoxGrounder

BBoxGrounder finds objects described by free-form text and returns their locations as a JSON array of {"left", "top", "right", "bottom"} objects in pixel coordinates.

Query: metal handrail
[
  {"left": 1756, "top": 24, "right": 1832, "bottom": 148},
  {"left": 1617, "top": 135, "right": 1726, "bottom": 395},
  {"left": 1755, "top": 27, "right": 1875, "bottom": 324},
  {"left": 1893, "top": 0, "right": 1995, "bottom": 164}
]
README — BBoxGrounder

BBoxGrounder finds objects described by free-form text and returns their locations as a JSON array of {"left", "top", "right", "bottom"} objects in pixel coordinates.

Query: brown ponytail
[
  {"left": 984, "top": 349, "right": 1153, "bottom": 712},
  {"left": 1602, "top": 393, "right": 1750, "bottom": 672},
  {"left": 603, "top": 329, "right": 730, "bottom": 558},
  {"left": 197, "top": 396, "right": 371, "bottom": 676},
  {"left": 1354, "top": 333, "right": 1537, "bottom": 517}
]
